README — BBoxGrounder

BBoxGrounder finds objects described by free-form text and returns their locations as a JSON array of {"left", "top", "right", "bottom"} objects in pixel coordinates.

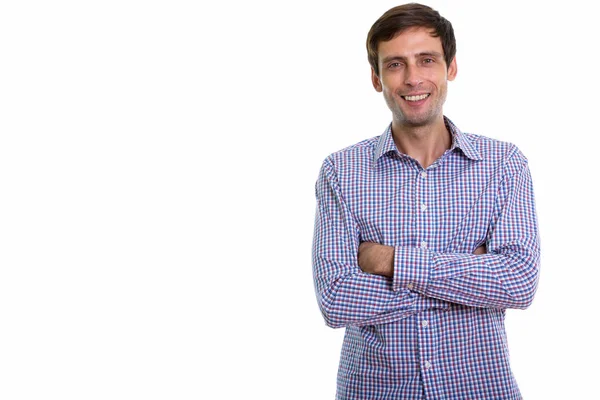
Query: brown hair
[{"left": 367, "top": 3, "right": 456, "bottom": 76}]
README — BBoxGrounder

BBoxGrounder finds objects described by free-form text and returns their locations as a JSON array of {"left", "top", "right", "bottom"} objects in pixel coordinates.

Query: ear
[
  {"left": 371, "top": 67, "right": 383, "bottom": 92},
  {"left": 447, "top": 57, "right": 457, "bottom": 81}
]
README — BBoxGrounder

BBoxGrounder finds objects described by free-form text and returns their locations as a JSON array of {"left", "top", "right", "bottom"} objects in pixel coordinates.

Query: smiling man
[{"left": 312, "top": 3, "right": 540, "bottom": 399}]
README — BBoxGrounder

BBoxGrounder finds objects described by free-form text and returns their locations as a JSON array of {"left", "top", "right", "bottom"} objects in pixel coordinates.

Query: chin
[{"left": 396, "top": 114, "right": 435, "bottom": 127}]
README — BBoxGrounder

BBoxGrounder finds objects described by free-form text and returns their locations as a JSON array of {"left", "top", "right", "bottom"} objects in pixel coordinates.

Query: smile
[{"left": 402, "top": 94, "right": 430, "bottom": 102}]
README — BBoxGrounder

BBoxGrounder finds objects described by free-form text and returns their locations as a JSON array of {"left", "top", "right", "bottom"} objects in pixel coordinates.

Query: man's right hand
[{"left": 473, "top": 244, "right": 487, "bottom": 255}]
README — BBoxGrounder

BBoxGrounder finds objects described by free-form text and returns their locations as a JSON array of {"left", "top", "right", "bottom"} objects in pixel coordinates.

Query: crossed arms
[
  {"left": 358, "top": 241, "right": 486, "bottom": 277},
  {"left": 312, "top": 150, "right": 540, "bottom": 329}
]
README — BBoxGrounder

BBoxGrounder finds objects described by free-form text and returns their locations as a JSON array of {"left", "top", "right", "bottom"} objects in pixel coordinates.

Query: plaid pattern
[{"left": 312, "top": 117, "right": 540, "bottom": 399}]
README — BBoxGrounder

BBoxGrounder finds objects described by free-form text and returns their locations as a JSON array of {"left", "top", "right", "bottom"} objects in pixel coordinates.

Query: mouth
[{"left": 401, "top": 93, "right": 430, "bottom": 102}]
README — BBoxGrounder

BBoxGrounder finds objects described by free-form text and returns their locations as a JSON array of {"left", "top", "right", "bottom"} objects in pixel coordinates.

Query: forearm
[
  {"left": 315, "top": 261, "right": 412, "bottom": 328},
  {"left": 392, "top": 240, "right": 540, "bottom": 309},
  {"left": 314, "top": 256, "right": 448, "bottom": 328},
  {"left": 314, "top": 226, "right": 447, "bottom": 327}
]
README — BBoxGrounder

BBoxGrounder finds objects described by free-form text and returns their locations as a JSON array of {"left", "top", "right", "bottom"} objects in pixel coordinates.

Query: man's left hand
[{"left": 358, "top": 242, "right": 394, "bottom": 278}]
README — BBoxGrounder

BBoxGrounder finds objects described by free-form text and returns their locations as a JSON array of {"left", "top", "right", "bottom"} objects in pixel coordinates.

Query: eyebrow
[{"left": 381, "top": 51, "right": 443, "bottom": 64}]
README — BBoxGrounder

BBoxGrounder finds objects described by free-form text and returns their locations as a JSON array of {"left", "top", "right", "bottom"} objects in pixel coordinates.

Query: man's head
[
  {"left": 367, "top": 3, "right": 456, "bottom": 77},
  {"left": 367, "top": 4, "right": 457, "bottom": 128}
]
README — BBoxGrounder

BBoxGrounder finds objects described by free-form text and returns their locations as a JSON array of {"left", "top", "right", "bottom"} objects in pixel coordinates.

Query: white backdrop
[{"left": 1, "top": 1, "right": 598, "bottom": 399}]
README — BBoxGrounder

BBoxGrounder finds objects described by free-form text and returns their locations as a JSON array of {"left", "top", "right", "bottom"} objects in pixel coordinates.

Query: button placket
[
  {"left": 416, "top": 168, "right": 429, "bottom": 250},
  {"left": 415, "top": 168, "right": 435, "bottom": 382}
]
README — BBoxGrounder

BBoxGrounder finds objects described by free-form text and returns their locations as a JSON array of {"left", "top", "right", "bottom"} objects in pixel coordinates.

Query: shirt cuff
[{"left": 393, "top": 246, "right": 432, "bottom": 293}]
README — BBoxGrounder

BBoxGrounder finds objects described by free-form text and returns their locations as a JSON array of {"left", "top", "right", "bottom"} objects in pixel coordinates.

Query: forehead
[{"left": 377, "top": 27, "right": 443, "bottom": 59}]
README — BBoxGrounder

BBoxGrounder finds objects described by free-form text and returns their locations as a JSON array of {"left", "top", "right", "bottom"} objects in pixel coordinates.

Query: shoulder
[
  {"left": 462, "top": 132, "right": 528, "bottom": 165},
  {"left": 322, "top": 136, "right": 380, "bottom": 170}
]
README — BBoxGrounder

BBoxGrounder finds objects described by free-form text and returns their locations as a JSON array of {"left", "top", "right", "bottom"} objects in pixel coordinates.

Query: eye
[
  {"left": 423, "top": 58, "right": 435, "bottom": 64},
  {"left": 388, "top": 62, "right": 403, "bottom": 69}
]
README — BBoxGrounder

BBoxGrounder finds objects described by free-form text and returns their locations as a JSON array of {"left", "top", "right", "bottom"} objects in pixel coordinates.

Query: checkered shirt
[{"left": 312, "top": 117, "right": 540, "bottom": 399}]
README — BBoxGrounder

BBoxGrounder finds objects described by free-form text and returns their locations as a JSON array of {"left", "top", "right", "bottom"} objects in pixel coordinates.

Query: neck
[{"left": 391, "top": 117, "right": 452, "bottom": 169}]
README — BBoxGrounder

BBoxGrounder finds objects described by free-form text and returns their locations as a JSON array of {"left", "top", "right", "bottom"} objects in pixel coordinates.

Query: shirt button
[
  {"left": 420, "top": 203, "right": 427, "bottom": 212},
  {"left": 424, "top": 361, "right": 432, "bottom": 370},
  {"left": 420, "top": 241, "right": 427, "bottom": 249},
  {"left": 422, "top": 320, "right": 429, "bottom": 327},
  {"left": 421, "top": 171, "right": 427, "bottom": 178},
  {"left": 407, "top": 282, "right": 414, "bottom": 290}
]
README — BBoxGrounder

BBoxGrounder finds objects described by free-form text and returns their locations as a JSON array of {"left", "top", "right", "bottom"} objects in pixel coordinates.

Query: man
[{"left": 312, "top": 3, "right": 540, "bottom": 399}]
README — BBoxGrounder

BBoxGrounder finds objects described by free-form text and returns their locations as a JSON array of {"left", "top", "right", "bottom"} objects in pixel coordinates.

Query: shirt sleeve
[
  {"left": 312, "top": 157, "right": 448, "bottom": 328},
  {"left": 392, "top": 149, "right": 541, "bottom": 309}
]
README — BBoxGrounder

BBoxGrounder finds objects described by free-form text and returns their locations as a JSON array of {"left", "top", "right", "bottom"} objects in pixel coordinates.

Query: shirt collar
[{"left": 373, "top": 116, "right": 483, "bottom": 164}]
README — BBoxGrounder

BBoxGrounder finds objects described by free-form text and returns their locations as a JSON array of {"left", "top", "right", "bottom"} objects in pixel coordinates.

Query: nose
[{"left": 404, "top": 66, "right": 423, "bottom": 86}]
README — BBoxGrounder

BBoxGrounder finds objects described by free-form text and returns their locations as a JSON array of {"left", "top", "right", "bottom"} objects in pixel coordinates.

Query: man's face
[{"left": 372, "top": 27, "right": 457, "bottom": 128}]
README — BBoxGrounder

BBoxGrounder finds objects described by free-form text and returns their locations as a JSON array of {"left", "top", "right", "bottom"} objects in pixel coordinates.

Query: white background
[{"left": 1, "top": 1, "right": 598, "bottom": 399}]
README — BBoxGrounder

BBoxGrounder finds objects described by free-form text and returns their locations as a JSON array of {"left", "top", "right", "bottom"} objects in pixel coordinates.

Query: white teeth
[{"left": 404, "top": 94, "right": 429, "bottom": 101}]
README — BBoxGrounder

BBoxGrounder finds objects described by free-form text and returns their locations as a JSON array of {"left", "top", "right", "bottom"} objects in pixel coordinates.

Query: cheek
[
  {"left": 381, "top": 73, "right": 404, "bottom": 88},
  {"left": 385, "top": 88, "right": 403, "bottom": 101},
  {"left": 430, "top": 71, "right": 448, "bottom": 86}
]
